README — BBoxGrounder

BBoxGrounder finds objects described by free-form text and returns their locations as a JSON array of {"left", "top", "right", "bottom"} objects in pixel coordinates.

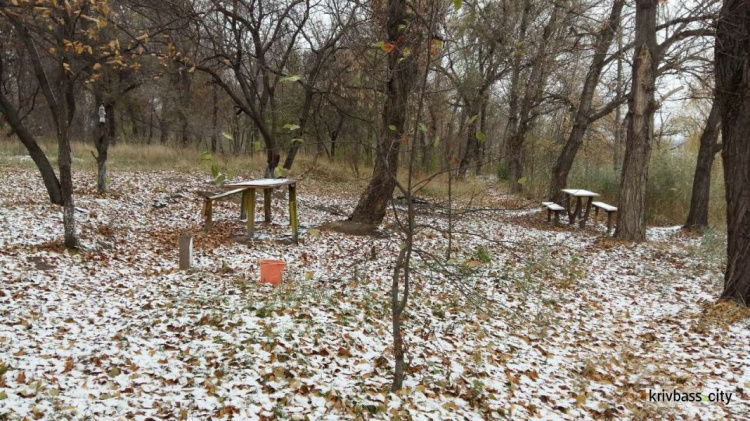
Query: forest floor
[{"left": 0, "top": 166, "right": 748, "bottom": 420}]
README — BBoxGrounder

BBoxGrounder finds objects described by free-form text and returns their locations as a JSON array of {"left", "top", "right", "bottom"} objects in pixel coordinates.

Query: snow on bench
[
  {"left": 592, "top": 201, "right": 617, "bottom": 212},
  {"left": 541, "top": 202, "right": 565, "bottom": 226}
]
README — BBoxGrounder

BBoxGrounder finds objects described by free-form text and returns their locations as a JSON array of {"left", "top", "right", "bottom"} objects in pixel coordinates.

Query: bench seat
[
  {"left": 592, "top": 201, "right": 617, "bottom": 212},
  {"left": 541, "top": 201, "right": 565, "bottom": 226},
  {"left": 591, "top": 201, "right": 617, "bottom": 234}
]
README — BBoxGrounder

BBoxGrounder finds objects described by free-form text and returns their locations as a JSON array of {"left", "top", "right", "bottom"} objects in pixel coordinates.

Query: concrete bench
[
  {"left": 592, "top": 201, "right": 617, "bottom": 234},
  {"left": 202, "top": 188, "right": 248, "bottom": 231},
  {"left": 542, "top": 202, "right": 565, "bottom": 226}
]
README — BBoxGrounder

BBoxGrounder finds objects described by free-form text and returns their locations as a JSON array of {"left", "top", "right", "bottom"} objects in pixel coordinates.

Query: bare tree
[
  {"left": 684, "top": 100, "right": 721, "bottom": 230},
  {"left": 615, "top": 0, "right": 658, "bottom": 241},
  {"left": 549, "top": 0, "right": 625, "bottom": 203},
  {"left": 348, "top": 0, "right": 425, "bottom": 226},
  {"left": 715, "top": 0, "right": 750, "bottom": 303}
]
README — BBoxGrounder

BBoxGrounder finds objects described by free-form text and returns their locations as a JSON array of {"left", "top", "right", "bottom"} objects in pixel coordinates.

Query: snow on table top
[
  {"left": 224, "top": 178, "right": 296, "bottom": 188},
  {"left": 561, "top": 188, "right": 600, "bottom": 197}
]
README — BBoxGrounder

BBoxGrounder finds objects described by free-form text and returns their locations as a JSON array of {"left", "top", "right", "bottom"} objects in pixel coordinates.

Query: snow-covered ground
[{"left": 0, "top": 168, "right": 747, "bottom": 420}]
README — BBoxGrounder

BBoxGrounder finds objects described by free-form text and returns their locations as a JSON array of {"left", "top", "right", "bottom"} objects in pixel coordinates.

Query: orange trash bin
[{"left": 259, "top": 259, "right": 286, "bottom": 286}]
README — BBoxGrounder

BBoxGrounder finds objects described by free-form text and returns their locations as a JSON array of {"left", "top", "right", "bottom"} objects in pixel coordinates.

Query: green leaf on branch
[
  {"left": 211, "top": 164, "right": 220, "bottom": 178},
  {"left": 371, "top": 41, "right": 385, "bottom": 49},
  {"left": 200, "top": 152, "right": 213, "bottom": 162},
  {"left": 467, "top": 114, "right": 478, "bottom": 125},
  {"left": 517, "top": 176, "right": 528, "bottom": 185},
  {"left": 418, "top": 123, "right": 428, "bottom": 133},
  {"left": 274, "top": 166, "right": 289, "bottom": 178},
  {"left": 388, "top": 125, "right": 397, "bottom": 131},
  {"left": 280, "top": 75, "right": 301, "bottom": 82},
  {"left": 475, "top": 131, "right": 486, "bottom": 142},
  {"left": 291, "top": 138, "right": 304, "bottom": 144},
  {"left": 222, "top": 132, "right": 233, "bottom": 140},
  {"left": 215, "top": 173, "right": 226, "bottom": 186},
  {"left": 283, "top": 123, "right": 300, "bottom": 131},
  {"left": 454, "top": 0, "right": 462, "bottom": 11}
]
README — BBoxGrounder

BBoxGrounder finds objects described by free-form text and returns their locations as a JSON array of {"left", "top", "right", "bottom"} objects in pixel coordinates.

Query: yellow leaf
[
  {"left": 48, "top": 47, "right": 56, "bottom": 55},
  {"left": 93, "top": 63, "right": 102, "bottom": 71}
]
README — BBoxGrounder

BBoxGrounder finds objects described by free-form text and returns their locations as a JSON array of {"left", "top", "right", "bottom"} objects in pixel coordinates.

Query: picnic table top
[
  {"left": 223, "top": 178, "right": 297, "bottom": 189},
  {"left": 561, "top": 188, "right": 600, "bottom": 197}
]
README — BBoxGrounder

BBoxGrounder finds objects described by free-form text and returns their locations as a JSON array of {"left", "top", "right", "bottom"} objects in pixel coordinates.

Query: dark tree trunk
[
  {"left": 211, "top": 82, "right": 218, "bottom": 153},
  {"left": 715, "top": 0, "right": 750, "bottom": 303},
  {"left": 58, "top": 71, "right": 79, "bottom": 249},
  {"left": 0, "top": 80, "right": 63, "bottom": 205},
  {"left": 93, "top": 92, "right": 111, "bottom": 195},
  {"left": 616, "top": 0, "right": 657, "bottom": 242},
  {"left": 349, "top": 0, "right": 420, "bottom": 226},
  {"left": 458, "top": 100, "right": 481, "bottom": 178},
  {"left": 684, "top": 102, "right": 721, "bottom": 230},
  {"left": 549, "top": 0, "right": 625, "bottom": 203},
  {"left": 283, "top": 88, "right": 314, "bottom": 170}
]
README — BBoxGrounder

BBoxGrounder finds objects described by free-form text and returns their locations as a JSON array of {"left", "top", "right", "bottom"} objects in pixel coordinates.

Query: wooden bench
[
  {"left": 542, "top": 202, "right": 565, "bottom": 226},
  {"left": 202, "top": 188, "right": 248, "bottom": 231},
  {"left": 592, "top": 201, "right": 617, "bottom": 234}
]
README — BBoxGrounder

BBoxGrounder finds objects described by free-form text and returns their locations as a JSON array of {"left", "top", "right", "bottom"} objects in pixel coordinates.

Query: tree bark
[
  {"left": 616, "top": 0, "right": 657, "bottom": 242},
  {"left": 684, "top": 102, "right": 721, "bottom": 230},
  {"left": 0, "top": 79, "right": 63, "bottom": 205},
  {"left": 715, "top": 0, "right": 750, "bottom": 303},
  {"left": 549, "top": 0, "right": 625, "bottom": 203},
  {"left": 211, "top": 82, "right": 218, "bottom": 153},
  {"left": 349, "top": 0, "right": 420, "bottom": 225}
]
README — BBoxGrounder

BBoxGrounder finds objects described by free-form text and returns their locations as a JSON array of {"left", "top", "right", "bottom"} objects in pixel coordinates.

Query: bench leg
[
  {"left": 240, "top": 190, "right": 249, "bottom": 219},
  {"left": 554, "top": 210, "right": 561, "bottom": 227},
  {"left": 245, "top": 189, "right": 256, "bottom": 237},
  {"left": 263, "top": 188, "right": 272, "bottom": 223},
  {"left": 547, "top": 208, "right": 552, "bottom": 222},
  {"left": 606, "top": 211, "right": 614, "bottom": 235},
  {"left": 594, "top": 207, "right": 600, "bottom": 225},
  {"left": 289, "top": 183, "right": 298, "bottom": 244},
  {"left": 203, "top": 199, "right": 213, "bottom": 232}
]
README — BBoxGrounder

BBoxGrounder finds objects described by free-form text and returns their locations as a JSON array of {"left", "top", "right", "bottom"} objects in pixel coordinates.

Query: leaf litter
[{"left": 0, "top": 169, "right": 748, "bottom": 420}]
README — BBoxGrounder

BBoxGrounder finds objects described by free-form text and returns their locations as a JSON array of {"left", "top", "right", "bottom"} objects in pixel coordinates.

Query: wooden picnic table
[
  {"left": 223, "top": 178, "right": 299, "bottom": 242},
  {"left": 561, "top": 189, "right": 600, "bottom": 228}
]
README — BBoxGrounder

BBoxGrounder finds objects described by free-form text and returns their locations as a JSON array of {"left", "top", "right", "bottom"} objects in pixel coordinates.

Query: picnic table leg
[
  {"left": 263, "top": 188, "right": 272, "bottom": 223},
  {"left": 607, "top": 211, "right": 614, "bottom": 235},
  {"left": 547, "top": 208, "right": 552, "bottom": 222},
  {"left": 594, "top": 206, "right": 600, "bottom": 225},
  {"left": 571, "top": 197, "right": 582, "bottom": 225},
  {"left": 580, "top": 197, "right": 593, "bottom": 228},
  {"left": 240, "top": 190, "right": 249, "bottom": 219},
  {"left": 565, "top": 194, "right": 572, "bottom": 220},
  {"left": 289, "top": 183, "right": 298, "bottom": 244},
  {"left": 203, "top": 199, "right": 213, "bottom": 232},
  {"left": 245, "top": 189, "right": 256, "bottom": 237},
  {"left": 554, "top": 210, "right": 561, "bottom": 226}
]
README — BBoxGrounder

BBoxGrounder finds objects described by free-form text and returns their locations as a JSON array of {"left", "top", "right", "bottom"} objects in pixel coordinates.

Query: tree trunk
[
  {"left": 549, "top": 0, "right": 625, "bottom": 203},
  {"left": 0, "top": 84, "right": 63, "bottom": 205},
  {"left": 283, "top": 88, "right": 314, "bottom": 170},
  {"left": 684, "top": 102, "right": 721, "bottom": 230},
  {"left": 349, "top": 0, "right": 420, "bottom": 225},
  {"left": 458, "top": 100, "right": 481, "bottom": 178},
  {"left": 616, "top": 0, "right": 657, "bottom": 242},
  {"left": 715, "top": 0, "right": 750, "bottom": 303},
  {"left": 211, "top": 82, "right": 218, "bottom": 153},
  {"left": 58, "top": 74, "right": 79, "bottom": 249}
]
